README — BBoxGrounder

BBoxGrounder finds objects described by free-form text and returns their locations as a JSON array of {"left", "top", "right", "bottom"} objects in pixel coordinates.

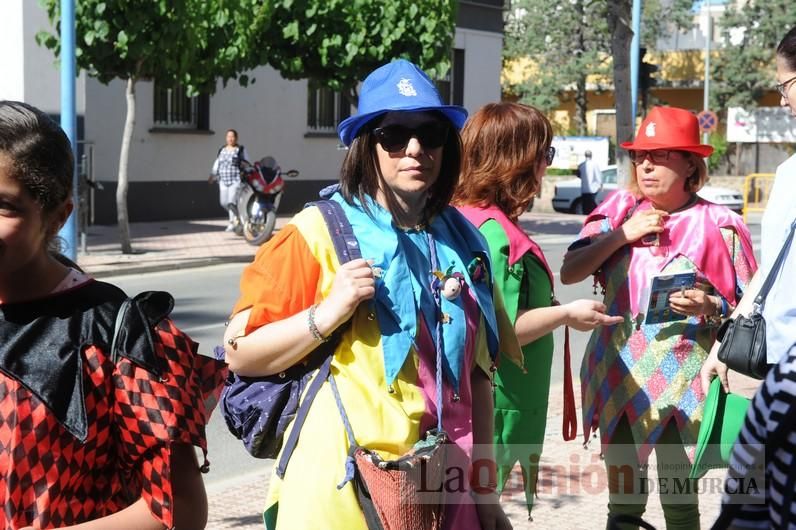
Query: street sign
[{"left": 697, "top": 110, "right": 718, "bottom": 133}]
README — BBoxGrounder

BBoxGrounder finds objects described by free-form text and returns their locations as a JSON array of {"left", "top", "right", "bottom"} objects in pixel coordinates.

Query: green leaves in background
[
  {"left": 503, "top": 0, "right": 692, "bottom": 133},
  {"left": 258, "top": 0, "right": 457, "bottom": 103},
  {"left": 712, "top": 1, "right": 796, "bottom": 110},
  {"left": 36, "top": 0, "right": 266, "bottom": 93}
]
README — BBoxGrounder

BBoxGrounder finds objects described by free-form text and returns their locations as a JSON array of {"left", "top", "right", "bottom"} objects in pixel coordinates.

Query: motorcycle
[{"left": 232, "top": 156, "right": 299, "bottom": 246}]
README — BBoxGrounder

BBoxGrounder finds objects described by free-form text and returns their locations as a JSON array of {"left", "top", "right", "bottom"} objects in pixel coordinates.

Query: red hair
[{"left": 453, "top": 102, "right": 553, "bottom": 220}]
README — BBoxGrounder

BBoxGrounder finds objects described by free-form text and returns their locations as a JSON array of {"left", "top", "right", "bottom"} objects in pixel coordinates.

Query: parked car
[{"left": 551, "top": 165, "right": 744, "bottom": 214}]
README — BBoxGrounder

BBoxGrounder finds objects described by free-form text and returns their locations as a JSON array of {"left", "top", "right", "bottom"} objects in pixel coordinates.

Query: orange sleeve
[{"left": 232, "top": 224, "right": 323, "bottom": 334}]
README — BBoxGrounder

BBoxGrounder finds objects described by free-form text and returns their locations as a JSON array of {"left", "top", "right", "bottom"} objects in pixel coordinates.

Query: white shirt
[
  {"left": 578, "top": 158, "right": 602, "bottom": 194},
  {"left": 762, "top": 154, "right": 796, "bottom": 363}
]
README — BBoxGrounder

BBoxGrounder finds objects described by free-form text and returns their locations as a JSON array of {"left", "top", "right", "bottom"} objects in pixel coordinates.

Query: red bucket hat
[{"left": 621, "top": 106, "right": 714, "bottom": 157}]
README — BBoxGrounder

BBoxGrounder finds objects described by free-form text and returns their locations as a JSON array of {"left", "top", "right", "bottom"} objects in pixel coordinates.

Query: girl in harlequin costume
[
  {"left": 0, "top": 101, "right": 226, "bottom": 530},
  {"left": 453, "top": 102, "right": 623, "bottom": 520},
  {"left": 224, "top": 60, "right": 522, "bottom": 530},
  {"left": 560, "top": 106, "right": 757, "bottom": 529}
]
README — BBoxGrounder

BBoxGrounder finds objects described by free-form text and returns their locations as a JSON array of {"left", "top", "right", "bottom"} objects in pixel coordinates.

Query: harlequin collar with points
[{"left": 325, "top": 190, "right": 499, "bottom": 392}]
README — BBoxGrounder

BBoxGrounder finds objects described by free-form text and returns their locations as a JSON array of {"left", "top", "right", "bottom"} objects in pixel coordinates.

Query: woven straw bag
[{"left": 352, "top": 431, "right": 447, "bottom": 530}]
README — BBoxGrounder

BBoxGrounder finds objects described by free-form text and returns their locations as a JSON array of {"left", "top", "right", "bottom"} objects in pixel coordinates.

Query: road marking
[{"left": 183, "top": 322, "right": 226, "bottom": 333}]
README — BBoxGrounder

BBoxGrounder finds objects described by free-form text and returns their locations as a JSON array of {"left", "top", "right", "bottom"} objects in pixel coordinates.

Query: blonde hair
[{"left": 626, "top": 151, "right": 708, "bottom": 196}]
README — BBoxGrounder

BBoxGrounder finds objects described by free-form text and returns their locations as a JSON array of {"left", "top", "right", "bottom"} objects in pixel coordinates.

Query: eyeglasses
[
  {"left": 372, "top": 122, "right": 450, "bottom": 153},
  {"left": 629, "top": 150, "right": 673, "bottom": 165},
  {"left": 776, "top": 74, "right": 796, "bottom": 99},
  {"left": 544, "top": 146, "right": 556, "bottom": 165}
]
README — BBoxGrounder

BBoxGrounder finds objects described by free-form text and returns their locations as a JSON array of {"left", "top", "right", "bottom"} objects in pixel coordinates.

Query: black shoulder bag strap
[
  {"left": 275, "top": 199, "right": 362, "bottom": 478},
  {"left": 710, "top": 218, "right": 796, "bottom": 529},
  {"left": 752, "top": 218, "right": 796, "bottom": 313}
]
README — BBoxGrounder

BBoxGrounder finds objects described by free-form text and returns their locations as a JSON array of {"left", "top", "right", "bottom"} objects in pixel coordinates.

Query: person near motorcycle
[
  {"left": 236, "top": 155, "right": 292, "bottom": 245},
  {"left": 210, "top": 128, "right": 250, "bottom": 231}
]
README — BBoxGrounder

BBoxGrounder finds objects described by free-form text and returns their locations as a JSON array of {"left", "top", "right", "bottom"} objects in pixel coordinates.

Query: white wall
[
  {"left": 0, "top": 0, "right": 26, "bottom": 101},
  {"left": 85, "top": 66, "right": 347, "bottom": 184},
  {"left": 0, "top": 1, "right": 86, "bottom": 113},
  {"left": 455, "top": 27, "right": 503, "bottom": 112},
  {"left": 85, "top": 27, "right": 503, "bottom": 186}
]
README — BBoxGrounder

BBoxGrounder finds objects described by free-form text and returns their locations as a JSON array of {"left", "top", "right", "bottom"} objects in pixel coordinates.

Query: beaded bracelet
[{"left": 308, "top": 304, "right": 330, "bottom": 343}]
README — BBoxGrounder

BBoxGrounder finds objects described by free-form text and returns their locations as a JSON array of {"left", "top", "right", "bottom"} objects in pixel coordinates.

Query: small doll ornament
[
  {"left": 432, "top": 265, "right": 466, "bottom": 301},
  {"left": 467, "top": 256, "right": 487, "bottom": 283},
  {"left": 442, "top": 277, "right": 462, "bottom": 300}
]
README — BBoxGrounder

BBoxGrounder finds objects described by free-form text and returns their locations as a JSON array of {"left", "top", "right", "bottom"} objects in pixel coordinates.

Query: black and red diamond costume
[{"left": 0, "top": 279, "right": 226, "bottom": 529}]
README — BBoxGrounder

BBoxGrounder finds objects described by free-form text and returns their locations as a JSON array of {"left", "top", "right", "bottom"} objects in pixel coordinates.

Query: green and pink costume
[{"left": 458, "top": 205, "right": 559, "bottom": 517}]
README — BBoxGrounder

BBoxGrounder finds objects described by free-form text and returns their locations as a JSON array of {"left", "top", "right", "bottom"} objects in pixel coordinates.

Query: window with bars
[
  {"left": 153, "top": 82, "right": 209, "bottom": 130},
  {"left": 306, "top": 84, "right": 351, "bottom": 134}
]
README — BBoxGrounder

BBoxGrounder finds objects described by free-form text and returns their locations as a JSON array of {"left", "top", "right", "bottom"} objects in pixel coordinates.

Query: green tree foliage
[
  {"left": 259, "top": 0, "right": 457, "bottom": 105},
  {"left": 37, "top": 0, "right": 265, "bottom": 91},
  {"left": 504, "top": 0, "right": 611, "bottom": 134},
  {"left": 37, "top": 0, "right": 265, "bottom": 253},
  {"left": 712, "top": 2, "right": 796, "bottom": 110},
  {"left": 504, "top": 0, "right": 692, "bottom": 134}
]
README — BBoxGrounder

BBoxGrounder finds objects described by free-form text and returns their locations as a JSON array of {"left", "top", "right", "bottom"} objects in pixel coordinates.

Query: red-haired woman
[{"left": 453, "top": 102, "right": 622, "bottom": 519}]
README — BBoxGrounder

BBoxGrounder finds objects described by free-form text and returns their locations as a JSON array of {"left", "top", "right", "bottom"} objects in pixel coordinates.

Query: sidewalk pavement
[
  {"left": 203, "top": 380, "right": 726, "bottom": 530},
  {"left": 76, "top": 211, "right": 585, "bottom": 277},
  {"left": 77, "top": 214, "right": 729, "bottom": 528},
  {"left": 76, "top": 217, "right": 284, "bottom": 277}
]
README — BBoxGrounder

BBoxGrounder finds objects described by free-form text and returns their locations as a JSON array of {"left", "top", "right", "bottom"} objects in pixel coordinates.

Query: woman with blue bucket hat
[{"left": 224, "top": 59, "right": 521, "bottom": 529}]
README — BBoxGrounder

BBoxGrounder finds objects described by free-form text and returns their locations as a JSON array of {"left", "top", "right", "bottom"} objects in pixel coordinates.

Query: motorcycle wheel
[{"left": 243, "top": 209, "right": 276, "bottom": 246}]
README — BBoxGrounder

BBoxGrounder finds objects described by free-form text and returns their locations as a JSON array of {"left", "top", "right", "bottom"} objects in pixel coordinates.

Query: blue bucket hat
[{"left": 337, "top": 59, "right": 468, "bottom": 146}]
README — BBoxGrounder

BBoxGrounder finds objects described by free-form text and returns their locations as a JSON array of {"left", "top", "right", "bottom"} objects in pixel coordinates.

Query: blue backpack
[{"left": 216, "top": 199, "right": 361, "bottom": 464}]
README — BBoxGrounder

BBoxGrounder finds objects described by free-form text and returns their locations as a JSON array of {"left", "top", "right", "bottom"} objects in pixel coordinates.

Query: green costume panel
[{"left": 479, "top": 219, "right": 554, "bottom": 517}]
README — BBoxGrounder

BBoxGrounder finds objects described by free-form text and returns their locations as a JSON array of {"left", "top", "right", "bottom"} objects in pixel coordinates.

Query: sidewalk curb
[{"left": 84, "top": 255, "right": 253, "bottom": 278}]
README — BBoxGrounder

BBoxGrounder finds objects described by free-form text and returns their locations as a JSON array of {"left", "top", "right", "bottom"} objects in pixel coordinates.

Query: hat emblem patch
[
  {"left": 645, "top": 122, "right": 656, "bottom": 137},
  {"left": 396, "top": 78, "right": 418, "bottom": 97}
]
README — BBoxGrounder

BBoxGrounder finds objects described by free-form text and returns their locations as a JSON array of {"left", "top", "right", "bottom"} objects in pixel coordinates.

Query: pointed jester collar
[{"left": 325, "top": 190, "right": 499, "bottom": 391}]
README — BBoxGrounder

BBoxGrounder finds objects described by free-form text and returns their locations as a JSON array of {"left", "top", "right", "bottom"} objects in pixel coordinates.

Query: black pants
[{"left": 582, "top": 193, "right": 598, "bottom": 214}]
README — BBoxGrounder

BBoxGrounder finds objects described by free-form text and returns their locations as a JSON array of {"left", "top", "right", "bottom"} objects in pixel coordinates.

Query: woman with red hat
[{"left": 560, "top": 106, "right": 757, "bottom": 528}]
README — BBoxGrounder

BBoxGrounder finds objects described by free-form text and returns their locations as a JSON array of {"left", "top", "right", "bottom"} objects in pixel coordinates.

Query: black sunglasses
[
  {"left": 629, "top": 149, "right": 673, "bottom": 164},
  {"left": 372, "top": 122, "right": 450, "bottom": 153}
]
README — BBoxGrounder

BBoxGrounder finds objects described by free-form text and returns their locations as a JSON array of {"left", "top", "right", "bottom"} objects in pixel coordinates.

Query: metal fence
[
  {"left": 742, "top": 173, "right": 776, "bottom": 223},
  {"left": 76, "top": 140, "right": 99, "bottom": 252}
]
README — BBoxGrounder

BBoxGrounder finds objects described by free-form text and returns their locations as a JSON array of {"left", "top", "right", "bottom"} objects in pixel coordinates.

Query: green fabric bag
[{"left": 689, "top": 378, "right": 751, "bottom": 479}]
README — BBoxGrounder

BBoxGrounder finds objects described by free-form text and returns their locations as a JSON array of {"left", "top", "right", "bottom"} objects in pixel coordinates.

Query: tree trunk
[
  {"left": 573, "top": 0, "right": 587, "bottom": 135},
  {"left": 608, "top": 0, "right": 634, "bottom": 187},
  {"left": 117, "top": 77, "right": 136, "bottom": 254},
  {"left": 575, "top": 74, "right": 588, "bottom": 135}
]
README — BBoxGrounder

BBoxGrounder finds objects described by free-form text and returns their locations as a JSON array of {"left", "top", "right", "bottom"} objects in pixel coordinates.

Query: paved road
[{"left": 108, "top": 214, "right": 762, "bottom": 489}]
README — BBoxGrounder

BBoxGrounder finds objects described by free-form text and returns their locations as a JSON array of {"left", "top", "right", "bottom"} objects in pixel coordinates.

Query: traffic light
[{"left": 639, "top": 48, "right": 658, "bottom": 92}]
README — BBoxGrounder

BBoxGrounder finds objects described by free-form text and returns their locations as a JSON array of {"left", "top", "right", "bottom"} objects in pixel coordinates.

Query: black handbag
[
  {"left": 217, "top": 199, "right": 361, "bottom": 460},
  {"left": 717, "top": 218, "right": 796, "bottom": 379}
]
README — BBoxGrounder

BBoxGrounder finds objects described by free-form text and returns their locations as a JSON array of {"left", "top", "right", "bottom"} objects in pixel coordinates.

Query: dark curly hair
[{"left": 0, "top": 100, "right": 73, "bottom": 212}]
